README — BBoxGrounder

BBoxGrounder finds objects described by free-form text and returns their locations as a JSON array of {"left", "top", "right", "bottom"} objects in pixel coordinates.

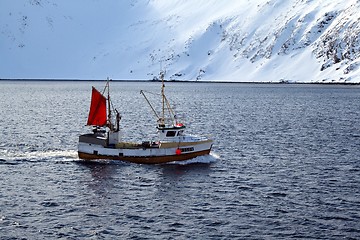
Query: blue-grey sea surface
[{"left": 0, "top": 81, "right": 360, "bottom": 239}]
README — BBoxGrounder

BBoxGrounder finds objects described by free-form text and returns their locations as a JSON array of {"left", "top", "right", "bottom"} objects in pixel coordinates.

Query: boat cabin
[{"left": 157, "top": 124, "right": 186, "bottom": 141}]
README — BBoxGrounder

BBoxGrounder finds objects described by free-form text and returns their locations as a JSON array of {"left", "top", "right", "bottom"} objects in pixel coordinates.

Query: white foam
[
  {"left": 167, "top": 152, "right": 219, "bottom": 165},
  {"left": 4, "top": 150, "right": 78, "bottom": 162}
]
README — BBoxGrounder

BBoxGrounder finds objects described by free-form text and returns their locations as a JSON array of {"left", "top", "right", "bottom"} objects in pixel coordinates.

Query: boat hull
[
  {"left": 78, "top": 148, "right": 211, "bottom": 164},
  {"left": 78, "top": 133, "right": 213, "bottom": 164}
]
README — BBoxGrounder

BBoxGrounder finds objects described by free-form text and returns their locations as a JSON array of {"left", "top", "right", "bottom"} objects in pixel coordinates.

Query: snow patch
[{"left": 0, "top": 0, "right": 359, "bottom": 82}]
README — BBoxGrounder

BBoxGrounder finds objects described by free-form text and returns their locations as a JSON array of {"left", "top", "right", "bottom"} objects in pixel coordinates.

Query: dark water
[{"left": 1, "top": 81, "right": 360, "bottom": 239}]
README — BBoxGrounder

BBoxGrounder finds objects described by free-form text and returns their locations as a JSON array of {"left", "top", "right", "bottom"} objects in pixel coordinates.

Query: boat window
[
  {"left": 166, "top": 131, "right": 177, "bottom": 137},
  {"left": 177, "top": 130, "right": 184, "bottom": 136},
  {"left": 180, "top": 147, "right": 194, "bottom": 152}
]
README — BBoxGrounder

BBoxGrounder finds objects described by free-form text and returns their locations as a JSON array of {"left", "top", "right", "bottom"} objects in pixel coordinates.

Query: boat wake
[
  {"left": 0, "top": 149, "right": 78, "bottom": 164},
  {"left": 1, "top": 149, "right": 219, "bottom": 166},
  {"left": 167, "top": 152, "right": 220, "bottom": 165}
]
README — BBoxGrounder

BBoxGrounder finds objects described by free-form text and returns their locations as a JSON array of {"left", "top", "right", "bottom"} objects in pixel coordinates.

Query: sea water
[{"left": 0, "top": 81, "right": 360, "bottom": 239}]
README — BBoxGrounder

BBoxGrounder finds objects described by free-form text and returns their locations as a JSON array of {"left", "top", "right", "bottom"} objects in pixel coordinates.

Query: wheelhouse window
[{"left": 166, "top": 131, "right": 177, "bottom": 137}]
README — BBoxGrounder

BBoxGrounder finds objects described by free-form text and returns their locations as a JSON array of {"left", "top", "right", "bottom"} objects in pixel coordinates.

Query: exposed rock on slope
[{"left": 0, "top": 0, "right": 359, "bottom": 82}]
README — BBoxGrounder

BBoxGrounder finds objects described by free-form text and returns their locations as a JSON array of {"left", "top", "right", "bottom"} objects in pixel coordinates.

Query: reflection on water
[
  {"left": 160, "top": 163, "right": 212, "bottom": 179},
  {"left": 76, "top": 160, "right": 122, "bottom": 198}
]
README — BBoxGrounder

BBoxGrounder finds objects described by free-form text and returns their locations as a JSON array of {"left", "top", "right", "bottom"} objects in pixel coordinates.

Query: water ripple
[{"left": 0, "top": 82, "right": 360, "bottom": 239}]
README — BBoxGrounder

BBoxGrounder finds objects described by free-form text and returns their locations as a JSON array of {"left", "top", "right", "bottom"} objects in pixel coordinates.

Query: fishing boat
[{"left": 78, "top": 73, "right": 213, "bottom": 164}]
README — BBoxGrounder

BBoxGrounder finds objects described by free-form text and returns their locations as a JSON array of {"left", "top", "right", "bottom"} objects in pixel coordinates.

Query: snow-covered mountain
[{"left": 1, "top": 0, "right": 360, "bottom": 82}]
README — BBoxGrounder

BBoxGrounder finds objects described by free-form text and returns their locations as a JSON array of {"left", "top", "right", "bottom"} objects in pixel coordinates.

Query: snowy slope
[{"left": 1, "top": 0, "right": 360, "bottom": 82}]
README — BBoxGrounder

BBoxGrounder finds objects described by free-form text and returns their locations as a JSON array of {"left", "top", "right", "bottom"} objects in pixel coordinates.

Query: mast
[
  {"left": 105, "top": 77, "right": 114, "bottom": 131},
  {"left": 160, "top": 71, "right": 165, "bottom": 127},
  {"left": 140, "top": 70, "right": 179, "bottom": 128}
]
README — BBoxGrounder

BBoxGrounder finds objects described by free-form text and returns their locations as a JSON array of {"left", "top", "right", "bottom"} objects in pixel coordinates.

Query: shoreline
[{"left": 0, "top": 78, "right": 359, "bottom": 85}]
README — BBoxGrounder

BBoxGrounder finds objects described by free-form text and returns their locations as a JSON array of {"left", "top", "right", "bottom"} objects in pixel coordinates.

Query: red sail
[{"left": 87, "top": 87, "right": 107, "bottom": 126}]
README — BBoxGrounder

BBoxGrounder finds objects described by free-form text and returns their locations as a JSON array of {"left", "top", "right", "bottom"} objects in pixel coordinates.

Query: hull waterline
[{"left": 78, "top": 149, "right": 211, "bottom": 164}]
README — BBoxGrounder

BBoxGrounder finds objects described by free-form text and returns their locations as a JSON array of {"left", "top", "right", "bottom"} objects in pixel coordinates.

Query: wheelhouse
[{"left": 157, "top": 124, "right": 186, "bottom": 141}]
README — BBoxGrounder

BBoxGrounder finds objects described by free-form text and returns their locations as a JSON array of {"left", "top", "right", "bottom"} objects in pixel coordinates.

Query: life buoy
[{"left": 175, "top": 148, "right": 182, "bottom": 155}]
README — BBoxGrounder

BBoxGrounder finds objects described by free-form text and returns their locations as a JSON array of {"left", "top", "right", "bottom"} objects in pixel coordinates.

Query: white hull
[{"left": 78, "top": 136, "right": 213, "bottom": 164}]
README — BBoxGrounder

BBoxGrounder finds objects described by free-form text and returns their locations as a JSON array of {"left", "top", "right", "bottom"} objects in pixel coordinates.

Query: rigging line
[
  {"left": 101, "top": 78, "right": 114, "bottom": 130},
  {"left": 101, "top": 78, "right": 109, "bottom": 96},
  {"left": 141, "top": 90, "right": 161, "bottom": 96},
  {"left": 103, "top": 79, "right": 118, "bottom": 116},
  {"left": 141, "top": 90, "right": 177, "bottom": 124},
  {"left": 164, "top": 95, "right": 176, "bottom": 123},
  {"left": 140, "top": 90, "right": 160, "bottom": 119}
]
